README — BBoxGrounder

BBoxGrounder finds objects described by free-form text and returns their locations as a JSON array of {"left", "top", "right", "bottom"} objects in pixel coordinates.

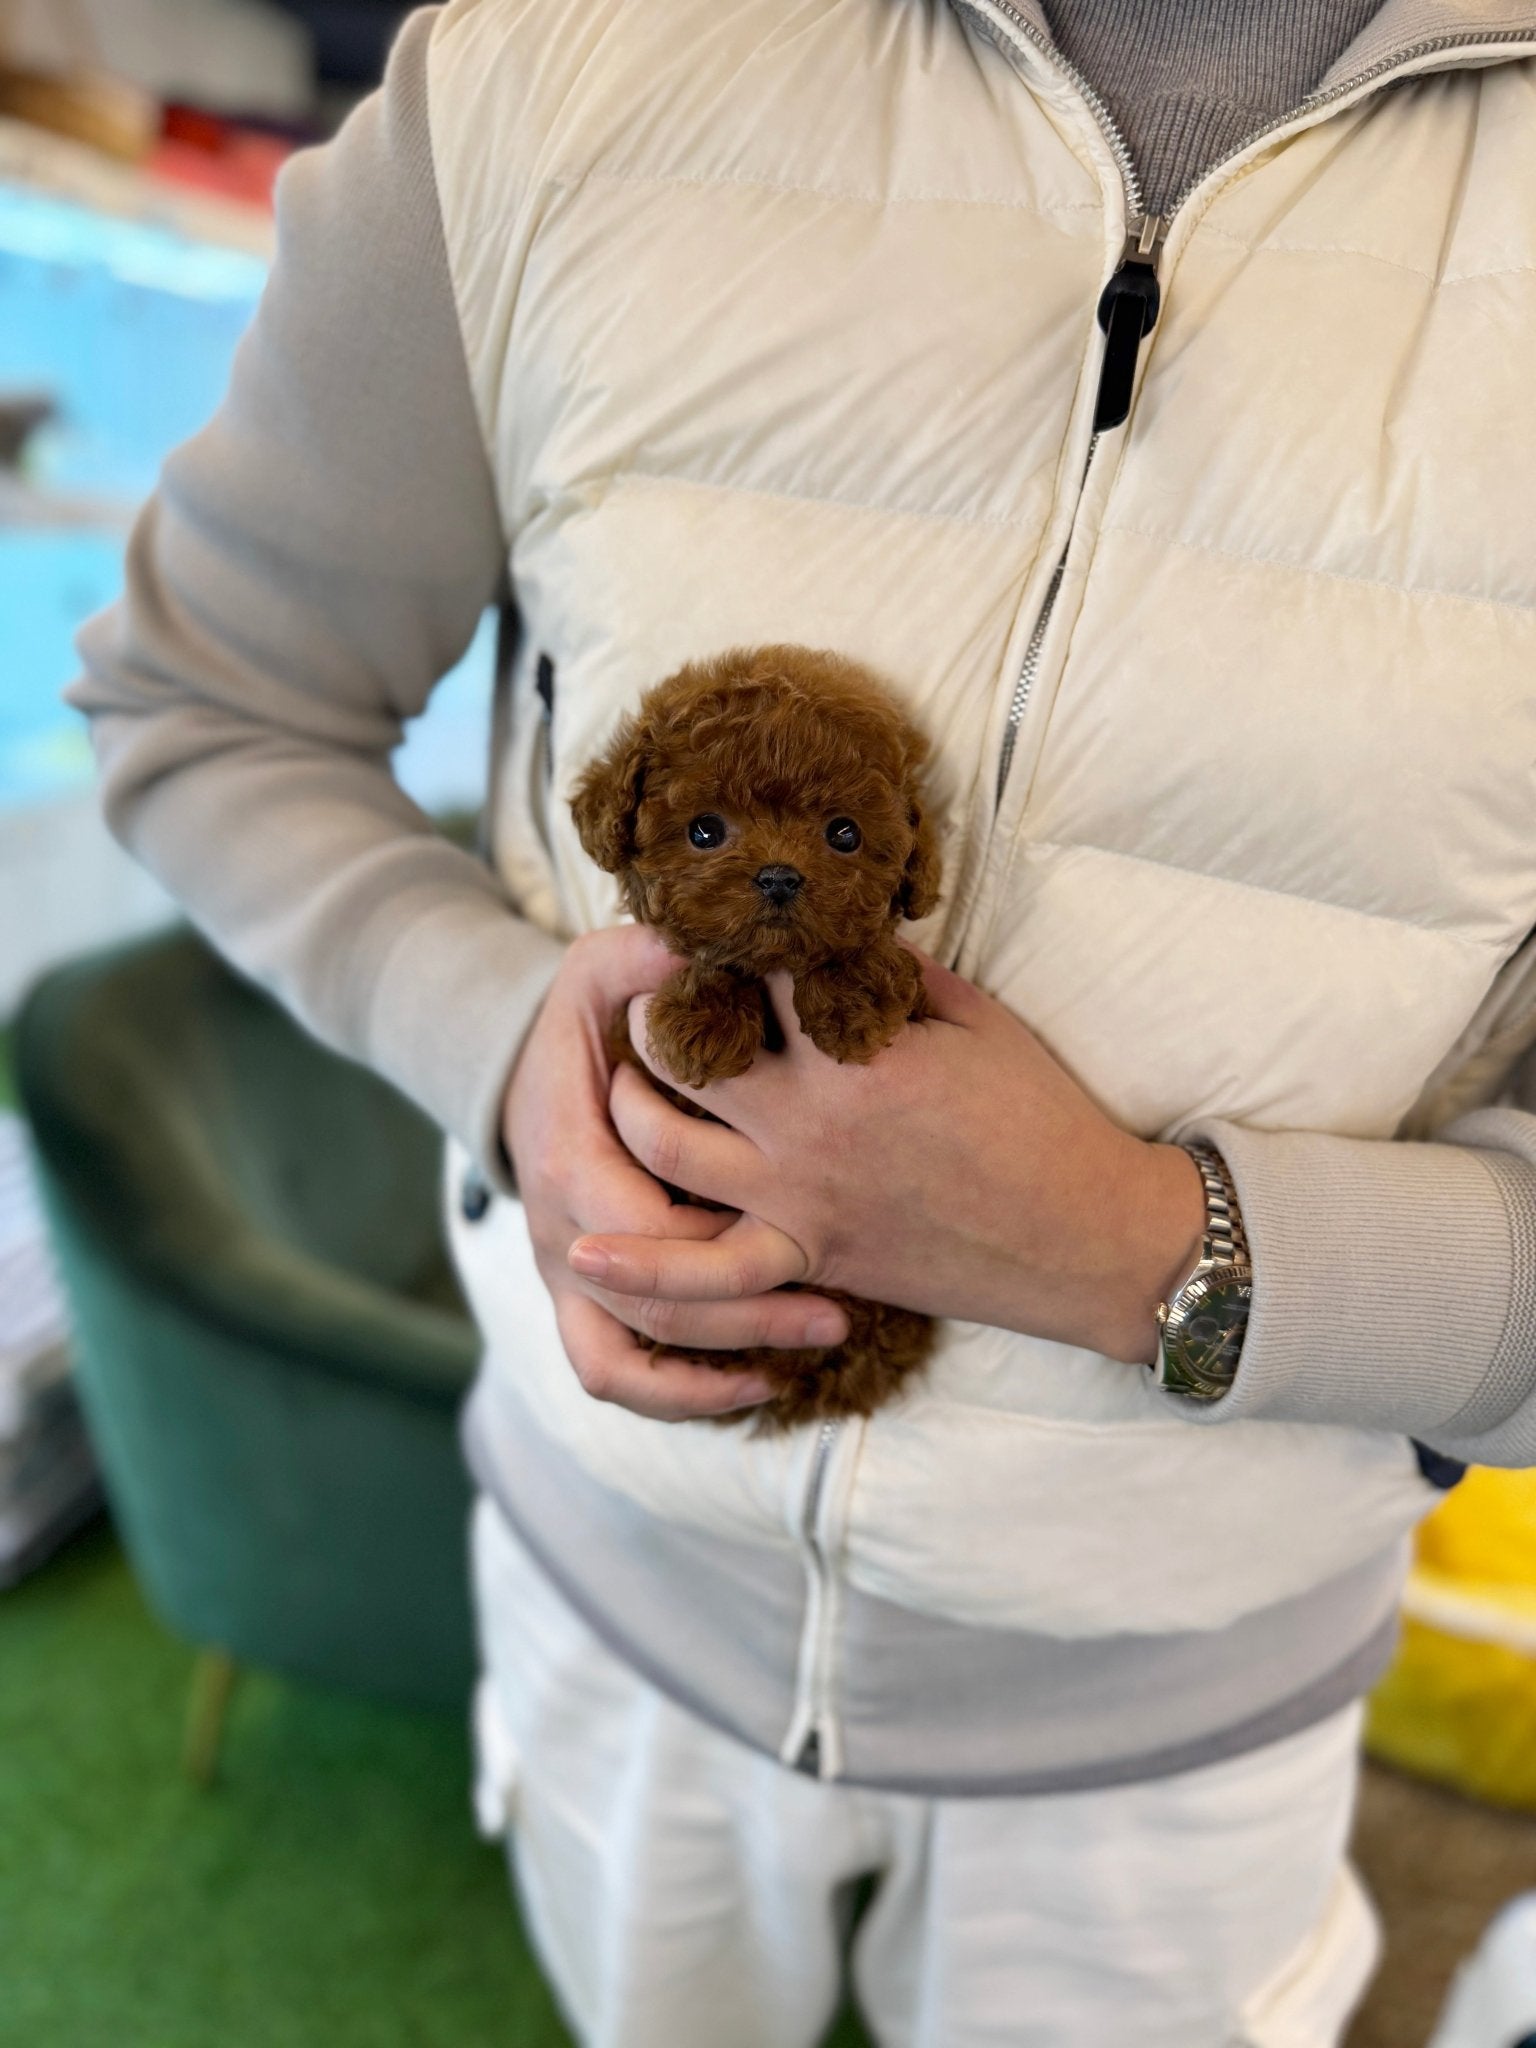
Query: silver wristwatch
[{"left": 1151, "top": 1143, "right": 1252, "bottom": 1402}]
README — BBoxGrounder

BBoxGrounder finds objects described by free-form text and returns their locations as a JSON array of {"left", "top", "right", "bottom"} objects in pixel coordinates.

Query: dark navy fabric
[{"left": 1412, "top": 1439, "right": 1467, "bottom": 1491}]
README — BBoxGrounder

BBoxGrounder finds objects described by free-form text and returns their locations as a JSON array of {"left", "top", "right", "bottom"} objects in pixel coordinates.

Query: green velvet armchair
[{"left": 15, "top": 927, "right": 482, "bottom": 1773}]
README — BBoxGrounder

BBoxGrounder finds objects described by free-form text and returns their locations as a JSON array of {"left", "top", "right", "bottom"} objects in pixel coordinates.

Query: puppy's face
[
  {"left": 572, "top": 649, "right": 940, "bottom": 972},
  {"left": 628, "top": 750, "right": 914, "bottom": 973}
]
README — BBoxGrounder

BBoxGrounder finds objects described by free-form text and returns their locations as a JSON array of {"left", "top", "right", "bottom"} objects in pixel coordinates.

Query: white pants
[{"left": 471, "top": 1497, "right": 1379, "bottom": 2048}]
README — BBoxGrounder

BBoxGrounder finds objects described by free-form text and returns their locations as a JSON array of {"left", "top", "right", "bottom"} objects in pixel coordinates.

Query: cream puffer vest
[{"left": 433, "top": 0, "right": 1536, "bottom": 1640}]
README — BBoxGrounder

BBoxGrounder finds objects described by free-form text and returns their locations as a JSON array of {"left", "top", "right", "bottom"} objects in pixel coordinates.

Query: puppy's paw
[
  {"left": 646, "top": 971, "right": 763, "bottom": 1087},
  {"left": 795, "top": 992, "right": 894, "bottom": 1064},
  {"left": 792, "top": 949, "right": 917, "bottom": 1064}
]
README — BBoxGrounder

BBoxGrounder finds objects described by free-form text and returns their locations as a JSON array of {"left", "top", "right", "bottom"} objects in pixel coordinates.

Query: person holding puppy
[{"left": 73, "top": 1, "right": 1536, "bottom": 2042}]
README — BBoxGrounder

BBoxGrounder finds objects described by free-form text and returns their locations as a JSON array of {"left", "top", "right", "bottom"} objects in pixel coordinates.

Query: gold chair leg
[{"left": 182, "top": 1647, "right": 239, "bottom": 1787}]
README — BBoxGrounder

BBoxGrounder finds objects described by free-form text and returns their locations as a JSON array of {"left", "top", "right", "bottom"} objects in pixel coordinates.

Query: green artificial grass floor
[
  {"left": 0, "top": 1521, "right": 563, "bottom": 2048},
  {"left": 0, "top": 1521, "right": 872, "bottom": 2048}
]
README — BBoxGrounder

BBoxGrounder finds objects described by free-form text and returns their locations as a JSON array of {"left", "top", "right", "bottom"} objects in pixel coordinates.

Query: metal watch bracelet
[{"left": 1151, "top": 1143, "right": 1252, "bottom": 1402}]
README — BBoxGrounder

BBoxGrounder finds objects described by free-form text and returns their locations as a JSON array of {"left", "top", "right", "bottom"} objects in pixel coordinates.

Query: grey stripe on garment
[{"left": 464, "top": 1373, "right": 1406, "bottom": 1797}]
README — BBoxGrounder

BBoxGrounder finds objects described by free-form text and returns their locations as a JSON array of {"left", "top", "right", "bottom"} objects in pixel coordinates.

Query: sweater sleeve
[
  {"left": 1164, "top": 1097, "right": 1536, "bottom": 1467},
  {"left": 68, "top": 6, "right": 564, "bottom": 1186}
]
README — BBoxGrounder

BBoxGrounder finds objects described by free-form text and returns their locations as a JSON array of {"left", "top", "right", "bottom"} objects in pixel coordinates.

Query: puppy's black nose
[{"left": 754, "top": 864, "right": 803, "bottom": 907}]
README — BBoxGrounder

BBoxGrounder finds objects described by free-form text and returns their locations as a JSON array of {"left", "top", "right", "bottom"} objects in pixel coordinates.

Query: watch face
[{"left": 1165, "top": 1266, "right": 1252, "bottom": 1386}]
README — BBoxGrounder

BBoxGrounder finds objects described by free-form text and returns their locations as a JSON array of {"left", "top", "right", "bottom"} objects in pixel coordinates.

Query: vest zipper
[
  {"left": 784, "top": 1418, "right": 843, "bottom": 1777},
  {"left": 993, "top": 218, "right": 1168, "bottom": 799},
  {"left": 966, "top": 0, "right": 1536, "bottom": 808},
  {"left": 955, "top": 0, "right": 1145, "bottom": 221},
  {"left": 959, "top": 1, "right": 1160, "bottom": 807},
  {"left": 1093, "top": 215, "right": 1166, "bottom": 432},
  {"left": 995, "top": 549, "right": 1067, "bottom": 803}
]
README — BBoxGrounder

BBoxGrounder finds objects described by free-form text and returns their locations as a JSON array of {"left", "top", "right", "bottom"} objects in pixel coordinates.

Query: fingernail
[
  {"left": 806, "top": 1313, "right": 845, "bottom": 1346},
  {"left": 568, "top": 1242, "right": 610, "bottom": 1279},
  {"left": 728, "top": 1380, "right": 775, "bottom": 1408}
]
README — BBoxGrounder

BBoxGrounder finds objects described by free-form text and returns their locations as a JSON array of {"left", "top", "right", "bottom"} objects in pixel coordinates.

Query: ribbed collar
[
  {"left": 988, "top": 0, "right": 1536, "bottom": 87},
  {"left": 1315, "top": 0, "right": 1536, "bottom": 92},
  {"left": 1038, "top": 0, "right": 1387, "bottom": 214}
]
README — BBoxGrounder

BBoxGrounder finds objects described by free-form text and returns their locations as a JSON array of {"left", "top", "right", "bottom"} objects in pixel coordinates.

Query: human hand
[
  {"left": 501, "top": 925, "right": 850, "bottom": 1421},
  {"left": 567, "top": 954, "right": 1205, "bottom": 1365}
]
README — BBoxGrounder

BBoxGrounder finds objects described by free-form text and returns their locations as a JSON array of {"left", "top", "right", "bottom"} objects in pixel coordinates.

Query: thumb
[{"left": 584, "top": 922, "right": 687, "bottom": 1003}]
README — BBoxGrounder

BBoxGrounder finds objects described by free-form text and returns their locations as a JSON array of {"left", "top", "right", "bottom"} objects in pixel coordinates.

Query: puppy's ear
[
  {"left": 896, "top": 795, "right": 942, "bottom": 921},
  {"left": 571, "top": 715, "right": 651, "bottom": 873}
]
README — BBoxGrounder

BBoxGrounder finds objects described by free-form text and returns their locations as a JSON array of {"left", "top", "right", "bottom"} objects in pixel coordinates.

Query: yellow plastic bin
[{"left": 1367, "top": 1468, "right": 1536, "bottom": 1809}]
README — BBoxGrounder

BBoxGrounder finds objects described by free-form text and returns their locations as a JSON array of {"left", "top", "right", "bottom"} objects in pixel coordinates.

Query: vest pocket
[
  {"left": 534, "top": 651, "right": 555, "bottom": 792},
  {"left": 488, "top": 640, "right": 563, "bottom": 929}
]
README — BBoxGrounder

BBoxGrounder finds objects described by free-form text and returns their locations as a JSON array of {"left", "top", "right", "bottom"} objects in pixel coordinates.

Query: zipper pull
[{"left": 1092, "top": 215, "right": 1165, "bottom": 433}]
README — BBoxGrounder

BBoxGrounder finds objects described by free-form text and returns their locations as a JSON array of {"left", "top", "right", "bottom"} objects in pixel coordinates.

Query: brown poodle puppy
[{"left": 571, "top": 644, "right": 941, "bottom": 1431}]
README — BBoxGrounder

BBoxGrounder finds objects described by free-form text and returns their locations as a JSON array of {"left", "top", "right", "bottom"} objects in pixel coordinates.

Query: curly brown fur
[
  {"left": 576, "top": 645, "right": 942, "bottom": 1431},
  {"left": 572, "top": 645, "right": 941, "bottom": 1077}
]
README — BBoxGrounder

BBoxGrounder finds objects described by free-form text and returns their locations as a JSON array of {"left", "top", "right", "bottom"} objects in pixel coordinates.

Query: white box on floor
[
  {"left": 0, "top": 1114, "right": 100, "bottom": 1584},
  {"left": 1431, "top": 1893, "right": 1536, "bottom": 2048}
]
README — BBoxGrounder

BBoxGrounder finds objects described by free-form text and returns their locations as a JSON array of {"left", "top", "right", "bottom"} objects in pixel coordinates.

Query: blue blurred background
[{"left": 1, "top": 143, "right": 493, "bottom": 1012}]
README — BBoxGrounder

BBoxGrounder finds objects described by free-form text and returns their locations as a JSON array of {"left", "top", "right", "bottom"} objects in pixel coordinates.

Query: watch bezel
[
  {"left": 1160, "top": 1263, "right": 1252, "bottom": 1338},
  {"left": 1155, "top": 1261, "right": 1253, "bottom": 1399}
]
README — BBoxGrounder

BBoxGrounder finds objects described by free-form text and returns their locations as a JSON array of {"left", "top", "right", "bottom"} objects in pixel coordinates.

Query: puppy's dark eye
[
  {"left": 687, "top": 814, "right": 728, "bottom": 850},
  {"left": 825, "top": 818, "right": 861, "bottom": 854}
]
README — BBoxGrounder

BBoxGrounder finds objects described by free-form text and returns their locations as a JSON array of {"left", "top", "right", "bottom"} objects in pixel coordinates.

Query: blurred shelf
[{"left": 0, "top": 114, "right": 276, "bottom": 259}]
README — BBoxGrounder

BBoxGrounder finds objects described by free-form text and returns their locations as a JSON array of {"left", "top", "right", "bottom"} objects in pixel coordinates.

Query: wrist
[{"left": 1092, "top": 1140, "right": 1206, "bottom": 1365}]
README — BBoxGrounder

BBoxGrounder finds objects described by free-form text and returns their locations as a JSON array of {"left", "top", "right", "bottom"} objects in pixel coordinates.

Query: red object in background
[{"left": 149, "top": 104, "right": 298, "bottom": 211}]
